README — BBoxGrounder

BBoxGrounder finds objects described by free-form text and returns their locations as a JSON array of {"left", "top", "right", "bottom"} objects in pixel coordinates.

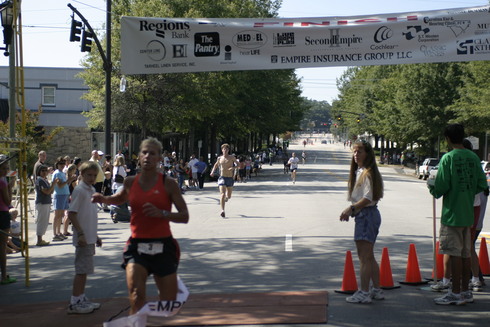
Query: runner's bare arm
[{"left": 92, "top": 176, "right": 133, "bottom": 205}]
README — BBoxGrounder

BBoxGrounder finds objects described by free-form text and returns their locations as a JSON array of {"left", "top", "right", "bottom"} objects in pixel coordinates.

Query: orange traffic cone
[
  {"left": 479, "top": 237, "right": 490, "bottom": 276},
  {"left": 334, "top": 250, "right": 358, "bottom": 294},
  {"left": 431, "top": 241, "right": 444, "bottom": 280},
  {"left": 400, "top": 243, "right": 428, "bottom": 285},
  {"left": 379, "top": 247, "right": 400, "bottom": 289}
]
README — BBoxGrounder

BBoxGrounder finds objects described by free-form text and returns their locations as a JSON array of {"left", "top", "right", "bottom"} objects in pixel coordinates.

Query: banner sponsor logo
[
  {"left": 475, "top": 23, "right": 490, "bottom": 35},
  {"left": 142, "top": 40, "right": 166, "bottom": 61},
  {"left": 173, "top": 44, "right": 188, "bottom": 58},
  {"left": 420, "top": 44, "right": 446, "bottom": 57},
  {"left": 273, "top": 32, "right": 295, "bottom": 47},
  {"left": 447, "top": 20, "right": 471, "bottom": 36},
  {"left": 139, "top": 19, "right": 191, "bottom": 39},
  {"left": 371, "top": 26, "right": 398, "bottom": 50},
  {"left": 304, "top": 30, "right": 363, "bottom": 48},
  {"left": 194, "top": 32, "right": 220, "bottom": 56},
  {"left": 457, "top": 38, "right": 490, "bottom": 55},
  {"left": 233, "top": 30, "right": 267, "bottom": 49},
  {"left": 374, "top": 26, "right": 393, "bottom": 43}
]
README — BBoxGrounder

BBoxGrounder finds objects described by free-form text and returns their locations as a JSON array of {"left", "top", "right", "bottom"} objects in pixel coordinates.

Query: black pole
[{"left": 105, "top": 0, "right": 111, "bottom": 156}]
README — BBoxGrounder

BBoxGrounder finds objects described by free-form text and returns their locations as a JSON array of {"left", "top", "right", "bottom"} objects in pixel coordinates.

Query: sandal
[
  {"left": 36, "top": 240, "right": 50, "bottom": 246},
  {"left": 1, "top": 275, "right": 17, "bottom": 285}
]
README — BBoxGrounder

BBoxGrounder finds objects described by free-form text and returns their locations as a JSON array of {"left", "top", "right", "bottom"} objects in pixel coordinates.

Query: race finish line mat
[{"left": 1, "top": 291, "right": 328, "bottom": 327}]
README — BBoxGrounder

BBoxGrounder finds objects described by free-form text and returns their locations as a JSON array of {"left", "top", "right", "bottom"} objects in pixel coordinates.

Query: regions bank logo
[{"left": 194, "top": 32, "right": 220, "bottom": 57}]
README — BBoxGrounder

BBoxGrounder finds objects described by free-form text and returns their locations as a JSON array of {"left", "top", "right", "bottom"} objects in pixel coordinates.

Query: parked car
[
  {"left": 418, "top": 158, "right": 439, "bottom": 180},
  {"left": 428, "top": 164, "right": 438, "bottom": 181},
  {"left": 321, "top": 139, "right": 327, "bottom": 144}
]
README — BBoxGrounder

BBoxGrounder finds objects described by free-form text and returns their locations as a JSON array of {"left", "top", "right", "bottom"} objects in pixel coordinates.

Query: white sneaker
[
  {"left": 370, "top": 288, "right": 385, "bottom": 300},
  {"left": 346, "top": 290, "right": 372, "bottom": 304},
  {"left": 469, "top": 280, "right": 482, "bottom": 292},
  {"left": 83, "top": 296, "right": 101, "bottom": 310},
  {"left": 431, "top": 280, "right": 451, "bottom": 292},
  {"left": 461, "top": 291, "right": 474, "bottom": 303},
  {"left": 67, "top": 302, "right": 95, "bottom": 314},
  {"left": 434, "top": 292, "right": 465, "bottom": 306}
]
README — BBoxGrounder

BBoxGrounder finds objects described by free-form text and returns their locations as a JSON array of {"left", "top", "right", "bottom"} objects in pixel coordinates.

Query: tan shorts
[
  {"left": 75, "top": 244, "right": 95, "bottom": 275},
  {"left": 439, "top": 224, "right": 471, "bottom": 258}
]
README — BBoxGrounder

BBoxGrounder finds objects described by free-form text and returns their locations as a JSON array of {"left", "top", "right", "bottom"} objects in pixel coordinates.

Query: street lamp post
[
  {"left": 1, "top": 0, "right": 16, "bottom": 171},
  {"left": 0, "top": 0, "right": 13, "bottom": 56}
]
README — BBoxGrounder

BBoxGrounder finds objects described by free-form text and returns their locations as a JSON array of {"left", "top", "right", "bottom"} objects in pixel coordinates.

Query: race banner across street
[{"left": 120, "top": 5, "right": 490, "bottom": 74}]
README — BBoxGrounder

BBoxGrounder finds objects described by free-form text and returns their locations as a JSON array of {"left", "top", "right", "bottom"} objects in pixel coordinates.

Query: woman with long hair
[
  {"left": 340, "top": 140, "right": 384, "bottom": 304},
  {"left": 112, "top": 155, "right": 127, "bottom": 194}
]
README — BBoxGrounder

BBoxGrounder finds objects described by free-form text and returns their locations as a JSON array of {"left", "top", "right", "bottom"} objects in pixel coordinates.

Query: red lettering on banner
[
  {"left": 354, "top": 19, "right": 382, "bottom": 23},
  {"left": 253, "top": 22, "right": 280, "bottom": 27},
  {"left": 254, "top": 15, "right": 418, "bottom": 28},
  {"left": 300, "top": 21, "right": 331, "bottom": 26}
]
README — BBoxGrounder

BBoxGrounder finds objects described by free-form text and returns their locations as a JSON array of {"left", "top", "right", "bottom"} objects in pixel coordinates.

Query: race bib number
[{"left": 138, "top": 242, "right": 164, "bottom": 255}]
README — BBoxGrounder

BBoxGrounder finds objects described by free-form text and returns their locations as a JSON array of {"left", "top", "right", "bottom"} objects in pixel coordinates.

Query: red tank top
[{"left": 128, "top": 173, "right": 172, "bottom": 238}]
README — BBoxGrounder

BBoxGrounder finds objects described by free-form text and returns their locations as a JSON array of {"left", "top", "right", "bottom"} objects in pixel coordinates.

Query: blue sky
[{"left": 1, "top": 0, "right": 487, "bottom": 102}]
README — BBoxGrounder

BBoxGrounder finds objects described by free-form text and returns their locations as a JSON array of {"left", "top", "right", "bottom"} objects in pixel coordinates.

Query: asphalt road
[{"left": 2, "top": 137, "right": 489, "bottom": 326}]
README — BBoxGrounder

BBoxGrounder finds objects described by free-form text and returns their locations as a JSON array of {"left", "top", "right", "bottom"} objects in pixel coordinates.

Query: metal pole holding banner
[{"left": 432, "top": 196, "right": 438, "bottom": 284}]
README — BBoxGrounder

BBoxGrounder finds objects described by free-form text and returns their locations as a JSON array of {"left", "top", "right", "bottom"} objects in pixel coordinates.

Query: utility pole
[{"left": 68, "top": 2, "right": 112, "bottom": 156}]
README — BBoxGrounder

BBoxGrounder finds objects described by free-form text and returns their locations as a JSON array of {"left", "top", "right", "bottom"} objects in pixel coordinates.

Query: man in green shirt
[{"left": 428, "top": 124, "right": 487, "bottom": 305}]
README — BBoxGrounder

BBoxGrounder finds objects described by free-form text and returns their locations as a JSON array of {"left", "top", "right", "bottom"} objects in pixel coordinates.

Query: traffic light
[
  {"left": 357, "top": 116, "right": 361, "bottom": 124},
  {"left": 337, "top": 115, "right": 342, "bottom": 121},
  {"left": 81, "top": 29, "right": 93, "bottom": 52},
  {"left": 69, "top": 18, "right": 82, "bottom": 42}
]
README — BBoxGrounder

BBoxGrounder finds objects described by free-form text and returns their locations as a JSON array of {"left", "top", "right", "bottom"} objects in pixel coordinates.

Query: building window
[{"left": 42, "top": 86, "right": 56, "bottom": 106}]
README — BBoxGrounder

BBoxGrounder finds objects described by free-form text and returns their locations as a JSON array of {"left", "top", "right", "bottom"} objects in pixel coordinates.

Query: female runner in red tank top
[{"left": 93, "top": 138, "right": 189, "bottom": 315}]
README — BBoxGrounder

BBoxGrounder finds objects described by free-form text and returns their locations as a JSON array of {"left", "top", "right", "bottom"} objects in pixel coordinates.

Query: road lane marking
[{"left": 285, "top": 234, "right": 293, "bottom": 252}]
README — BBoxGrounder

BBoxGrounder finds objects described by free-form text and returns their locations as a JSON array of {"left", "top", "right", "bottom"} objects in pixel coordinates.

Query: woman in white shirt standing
[
  {"left": 340, "top": 140, "right": 384, "bottom": 304},
  {"left": 112, "top": 156, "right": 127, "bottom": 194}
]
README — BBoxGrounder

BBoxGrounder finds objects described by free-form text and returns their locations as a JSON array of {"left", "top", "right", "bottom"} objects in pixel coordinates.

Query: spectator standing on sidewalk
[
  {"left": 210, "top": 143, "right": 237, "bottom": 218},
  {"left": 340, "top": 140, "right": 384, "bottom": 304},
  {"left": 52, "top": 157, "right": 76, "bottom": 242},
  {"left": 195, "top": 156, "right": 207, "bottom": 190},
  {"left": 33, "top": 150, "right": 47, "bottom": 180},
  {"left": 63, "top": 164, "right": 79, "bottom": 236},
  {"left": 188, "top": 154, "right": 199, "bottom": 189},
  {"left": 428, "top": 124, "right": 487, "bottom": 305},
  {"left": 92, "top": 137, "right": 189, "bottom": 315},
  {"left": 112, "top": 156, "right": 127, "bottom": 194},
  {"left": 35, "top": 164, "right": 57, "bottom": 246},
  {"left": 89, "top": 150, "right": 105, "bottom": 193},
  {"left": 174, "top": 158, "right": 188, "bottom": 193},
  {"left": 67, "top": 161, "right": 102, "bottom": 314},
  {"left": 0, "top": 155, "right": 16, "bottom": 285}
]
